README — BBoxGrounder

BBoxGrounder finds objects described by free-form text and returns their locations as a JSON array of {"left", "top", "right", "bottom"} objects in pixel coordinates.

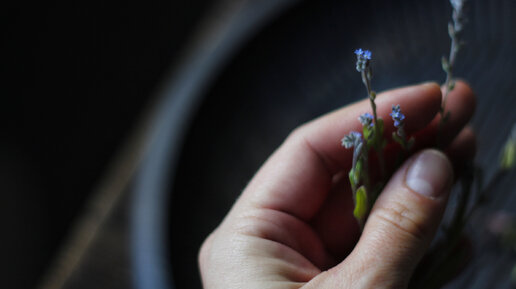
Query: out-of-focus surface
[{"left": 1, "top": 1, "right": 213, "bottom": 288}]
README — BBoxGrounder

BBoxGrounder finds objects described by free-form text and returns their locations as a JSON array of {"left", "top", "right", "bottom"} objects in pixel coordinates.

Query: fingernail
[{"left": 406, "top": 150, "right": 453, "bottom": 198}]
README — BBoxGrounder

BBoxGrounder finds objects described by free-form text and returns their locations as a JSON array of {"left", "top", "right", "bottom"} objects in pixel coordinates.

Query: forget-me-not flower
[
  {"left": 355, "top": 49, "right": 372, "bottom": 72},
  {"left": 358, "top": 113, "right": 374, "bottom": 127},
  {"left": 342, "top": 131, "right": 363, "bottom": 149},
  {"left": 390, "top": 104, "right": 405, "bottom": 128}
]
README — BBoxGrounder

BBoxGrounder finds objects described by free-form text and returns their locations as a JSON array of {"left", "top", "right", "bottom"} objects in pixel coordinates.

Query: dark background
[{"left": 1, "top": 1, "right": 213, "bottom": 288}]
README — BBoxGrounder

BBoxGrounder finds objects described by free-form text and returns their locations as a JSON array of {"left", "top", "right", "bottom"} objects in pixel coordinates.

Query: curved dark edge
[{"left": 130, "top": 1, "right": 299, "bottom": 288}]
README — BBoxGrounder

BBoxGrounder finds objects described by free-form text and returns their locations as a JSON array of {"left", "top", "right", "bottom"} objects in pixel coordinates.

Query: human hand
[{"left": 199, "top": 81, "right": 476, "bottom": 289}]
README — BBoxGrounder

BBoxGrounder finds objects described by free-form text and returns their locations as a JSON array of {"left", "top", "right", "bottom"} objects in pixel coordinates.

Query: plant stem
[
  {"left": 438, "top": 14, "right": 462, "bottom": 147},
  {"left": 442, "top": 34, "right": 457, "bottom": 115},
  {"left": 361, "top": 69, "right": 386, "bottom": 179}
]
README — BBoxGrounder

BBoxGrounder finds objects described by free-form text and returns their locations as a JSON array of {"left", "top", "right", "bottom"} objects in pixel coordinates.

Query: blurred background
[
  {"left": 3, "top": 0, "right": 516, "bottom": 289},
  {"left": 2, "top": 0, "right": 214, "bottom": 288}
]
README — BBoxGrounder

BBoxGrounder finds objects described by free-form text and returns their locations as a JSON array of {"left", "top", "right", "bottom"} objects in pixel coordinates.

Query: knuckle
[
  {"left": 286, "top": 124, "right": 308, "bottom": 142},
  {"left": 373, "top": 200, "right": 427, "bottom": 243}
]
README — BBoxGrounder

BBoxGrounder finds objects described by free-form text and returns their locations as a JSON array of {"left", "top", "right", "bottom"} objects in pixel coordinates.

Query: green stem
[
  {"left": 437, "top": 24, "right": 459, "bottom": 148},
  {"left": 361, "top": 70, "right": 386, "bottom": 179}
]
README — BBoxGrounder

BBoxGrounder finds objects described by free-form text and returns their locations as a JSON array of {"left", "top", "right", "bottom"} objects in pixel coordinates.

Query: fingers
[
  {"left": 240, "top": 81, "right": 473, "bottom": 223},
  {"left": 306, "top": 150, "right": 454, "bottom": 288},
  {"left": 299, "top": 82, "right": 443, "bottom": 173},
  {"left": 414, "top": 81, "right": 476, "bottom": 149},
  {"left": 238, "top": 83, "right": 444, "bottom": 221}
]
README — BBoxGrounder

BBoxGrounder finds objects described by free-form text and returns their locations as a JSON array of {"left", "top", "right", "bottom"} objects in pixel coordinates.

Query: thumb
[{"left": 307, "top": 149, "right": 454, "bottom": 289}]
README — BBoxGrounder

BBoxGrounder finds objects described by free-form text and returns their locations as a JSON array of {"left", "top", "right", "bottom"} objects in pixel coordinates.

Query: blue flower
[
  {"left": 355, "top": 48, "right": 372, "bottom": 72},
  {"left": 354, "top": 49, "right": 372, "bottom": 60},
  {"left": 358, "top": 113, "right": 374, "bottom": 127},
  {"left": 363, "top": 50, "right": 372, "bottom": 60},
  {"left": 390, "top": 104, "right": 405, "bottom": 128},
  {"left": 342, "top": 131, "right": 363, "bottom": 149}
]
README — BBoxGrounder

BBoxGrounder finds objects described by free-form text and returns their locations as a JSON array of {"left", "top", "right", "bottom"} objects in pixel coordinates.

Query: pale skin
[{"left": 199, "top": 81, "right": 476, "bottom": 289}]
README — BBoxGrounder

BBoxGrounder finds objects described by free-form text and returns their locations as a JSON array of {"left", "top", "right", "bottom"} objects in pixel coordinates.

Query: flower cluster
[
  {"left": 354, "top": 49, "right": 371, "bottom": 72},
  {"left": 341, "top": 131, "right": 362, "bottom": 149},
  {"left": 390, "top": 104, "right": 414, "bottom": 151},
  {"left": 358, "top": 113, "right": 374, "bottom": 127},
  {"left": 390, "top": 105, "right": 405, "bottom": 129}
]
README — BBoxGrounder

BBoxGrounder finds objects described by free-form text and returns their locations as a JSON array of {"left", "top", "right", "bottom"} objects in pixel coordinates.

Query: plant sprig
[
  {"left": 438, "top": 0, "right": 467, "bottom": 146},
  {"left": 342, "top": 50, "right": 415, "bottom": 229}
]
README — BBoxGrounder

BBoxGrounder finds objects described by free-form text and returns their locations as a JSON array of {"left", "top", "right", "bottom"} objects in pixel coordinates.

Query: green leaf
[
  {"left": 500, "top": 140, "right": 516, "bottom": 170},
  {"left": 348, "top": 169, "right": 355, "bottom": 189},
  {"left": 348, "top": 159, "right": 363, "bottom": 191},
  {"left": 363, "top": 125, "right": 373, "bottom": 141},
  {"left": 367, "top": 136, "right": 375, "bottom": 148},
  {"left": 355, "top": 159, "right": 363, "bottom": 183},
  {"left": 353, "top": 186, "right": 369, "bottom": 222},
  {"left": 349, "top": 160, "right": 363, "bottom": 186}
]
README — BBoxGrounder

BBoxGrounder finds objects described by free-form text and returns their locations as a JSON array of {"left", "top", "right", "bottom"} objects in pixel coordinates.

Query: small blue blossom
[
  {"left": 354, "top": 49, "right": 372, "bottom": 60},
  {"left": 351, "top": 131, "right": 362, "bottom": 138},
  {"left": 450, "top": 0, "right": 466, "bottom": 32},
  {"left": 390, "top": 104, "right": 405, "bottom": 128},
  {"left": 358, "top": 113, "right": 374, "bottom": 127},
  {"left": 355, "top": 48, "right": 372, "bottom": 72},
  {"left": 363, "top": 50, "right": 372, "bottom": 60},
  {"left": 342, "top": 131, "right": 362, "bottom": 149}
]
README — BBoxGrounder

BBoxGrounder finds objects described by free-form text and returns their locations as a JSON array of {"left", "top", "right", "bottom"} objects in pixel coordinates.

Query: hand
[{"left": 199, "top": 82, "right": 476, "bottom": 289}]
